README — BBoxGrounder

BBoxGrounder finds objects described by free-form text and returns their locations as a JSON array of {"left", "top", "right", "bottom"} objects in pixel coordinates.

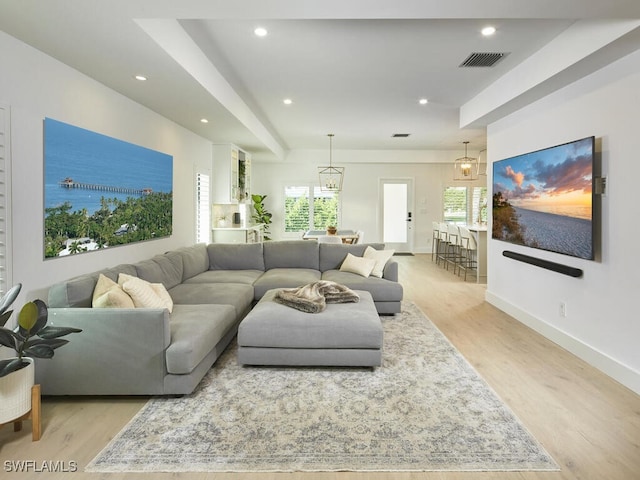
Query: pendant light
[
  {"left": 318, "top": 133, "right": 344, "bottom": 192},
  {"left": 453, "top": 141, "right": 479, "bottom": 181}
]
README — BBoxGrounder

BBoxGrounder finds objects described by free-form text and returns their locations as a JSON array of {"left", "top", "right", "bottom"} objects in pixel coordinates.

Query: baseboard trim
[{"left": 485, "top": 290, "right": 640, "bottom": 396}]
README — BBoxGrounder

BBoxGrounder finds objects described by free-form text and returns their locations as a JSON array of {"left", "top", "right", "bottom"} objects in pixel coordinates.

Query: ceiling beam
[
  {"left": 460, "top": 20, "right": 640, "bottom": 128},
  {"left": 136, "top": 18, "right": 286, "bottom": 160}
]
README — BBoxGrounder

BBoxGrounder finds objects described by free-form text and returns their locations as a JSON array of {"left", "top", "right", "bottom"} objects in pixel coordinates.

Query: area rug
[{"left": 87, "top": 302, "right": 558, "bottom": 473}]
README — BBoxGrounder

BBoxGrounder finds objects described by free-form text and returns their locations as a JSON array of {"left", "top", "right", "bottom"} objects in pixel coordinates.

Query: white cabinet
[
  {"left": 212, "top": 143, "right": 251, "bottom": 203},
  {"left": 211, "top": 224, "right": 264, "bottom": 244}
]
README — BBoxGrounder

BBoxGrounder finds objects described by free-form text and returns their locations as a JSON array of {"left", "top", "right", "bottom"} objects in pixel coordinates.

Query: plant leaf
[
  {"left": 18, "top": 299, "right": 48, "bottom": 337},
  {"left": 0, "top": 357, "right": 28, "bottom": 378},
  {"left": 0, "top": 328, "right": 18, "bottom": 349},
  {"left": 37, "top": 325, "right": 83, "bottom": 339},
  {"left": 0, "top": 310, "right": 13, "bottom": 327},
  {"left": 18, "top": 302, "right": 38, "bottom": 331},
  {"left": 0, "top": 283, "right": 21, "bottom": 317},
  {"left": 25, "top": 338, "right": 69, "bottom": 350},
  {"left": 23, "top": 344, "right": 55, "bottom": 358}
]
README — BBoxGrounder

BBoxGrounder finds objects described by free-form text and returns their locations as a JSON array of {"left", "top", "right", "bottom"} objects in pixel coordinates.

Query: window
[
  {"left": 443, "top": 186, "right": 487, "bottom": 225},
  {"left": 195, "top": 172, "right": 210, "bottom": 243},
  {"left": 284, "top": 185, "right": 340, "bottom": 233}
]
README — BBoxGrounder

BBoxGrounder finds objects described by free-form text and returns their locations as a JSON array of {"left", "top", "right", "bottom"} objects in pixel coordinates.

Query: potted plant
[
  {"left": 0, "top": 284, "right": 81, "bottom": 423},
  {"left": 251, "top": 194, "right": 273, "bottom": 240}
]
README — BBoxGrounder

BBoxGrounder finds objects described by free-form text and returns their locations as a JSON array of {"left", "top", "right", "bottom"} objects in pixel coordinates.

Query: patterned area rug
[{"left": 87, "top": 302, "right": 558, "bottom": 473}]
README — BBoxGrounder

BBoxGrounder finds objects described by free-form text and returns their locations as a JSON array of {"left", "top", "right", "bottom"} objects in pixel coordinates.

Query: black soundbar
[{"left": 502, "top": 250, "right": 583, "bottom": 278}]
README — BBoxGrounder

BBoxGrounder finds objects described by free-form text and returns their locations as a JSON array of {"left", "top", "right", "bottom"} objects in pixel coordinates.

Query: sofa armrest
[
  {"left": 35, "top": 308, "right": 172, "bottom": 395},
  {"left": 383, "top": 259, "right": 399, "bottom": 282}
]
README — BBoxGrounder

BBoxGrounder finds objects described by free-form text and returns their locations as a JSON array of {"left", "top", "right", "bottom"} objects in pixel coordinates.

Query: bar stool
[
  {"left": 431, "top": 222, "right": 440, "bottom": 261},
  {"left": 458, "top": 226, "right": 478, "bottom": 281},
  {"left": 436, "top": 222, "right": 450, "bottom": 266},
  {"left": 446, "top": 223, "right": 462, "bottom": 273}
]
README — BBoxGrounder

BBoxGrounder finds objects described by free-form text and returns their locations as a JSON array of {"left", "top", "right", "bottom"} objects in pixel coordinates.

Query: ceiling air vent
[
  {"left": 460, "top": 52, "right": 508, "bottom": 68},
  {"left": 392, "top": 133, "right": 411, "bottom": 138}
]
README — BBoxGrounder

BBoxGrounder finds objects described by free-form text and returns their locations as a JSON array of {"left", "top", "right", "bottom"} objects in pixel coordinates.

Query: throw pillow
[
  {"left": 151, "top": 282, "right": 174, "bottom": 313},
  {"left": 118, "top": 273, "right": 171, "bottom": 310},
  {"left": 339, "top": 253, "right": 377, "bottom": 277},
  {"left": 92, "top": 274, "right": 135, "bottom": 308},
  {"left": 363, "top": 246, "right": 395, "bottom": 278}
]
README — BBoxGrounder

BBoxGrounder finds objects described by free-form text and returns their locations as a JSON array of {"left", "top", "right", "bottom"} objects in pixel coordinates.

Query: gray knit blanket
[{"left": 274, "top": 280, "right": 360, "bottom": 313}]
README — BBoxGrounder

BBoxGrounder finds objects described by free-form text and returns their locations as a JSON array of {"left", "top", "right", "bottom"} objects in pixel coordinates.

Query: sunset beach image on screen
[{"left": 492, "top": 137, "right": 594, "bottom": 260}]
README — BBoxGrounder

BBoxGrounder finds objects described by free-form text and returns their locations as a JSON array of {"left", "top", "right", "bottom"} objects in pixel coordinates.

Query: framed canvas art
[{"left": 44, "top": 118, "right": 173, "bottom": 258}]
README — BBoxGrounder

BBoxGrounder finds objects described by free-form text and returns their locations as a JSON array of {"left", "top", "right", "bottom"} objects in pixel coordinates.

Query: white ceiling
[{"left": 1, "top": 1, "right": 639, "bottom": 161}]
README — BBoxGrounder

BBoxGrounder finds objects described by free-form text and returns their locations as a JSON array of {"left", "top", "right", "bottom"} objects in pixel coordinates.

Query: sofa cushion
[
  {"left": 319, "top": 243, "right": 385, "bottom": 272},
  {"left": 363, "top": 246, "right": 395, "bottom": 278},
  {"left": 92, "top": 274, "right": 135, "bottom": 308},
  {"left": 184, "top": 269, "right": 263, "bottom": 285},
  {"left": 118, "top": 274, "right": 173, "bottom": 311},
  {"left": 133, "top": 252, "right": 184, "bottom": 289},
  {"left": 207, "top": 243, "right": 265, "bottom": 271},
  {"left": 321, "top": 270, "right": 404, "bottom": 302},
  {"left": 175, "top": 244, "right": 209, "bottom": 281},
  {"left": 253, "top": 268, "right": 322, "bottom": 300},
  {"left": 263, "top": 240, "right": 319, "bottom": 270},
  {"left": 101, "top": 264, "right": 138, "bottom": 282},
  {"left": 165, "top": 304, "right": 237, "bottom": 374},
  {"left": 48, "top": 272, "right": 100, "bottom": 308},
  {"left": 339, "top": 253, "right": 376, "bottom": 277},
  {"left": 168, "top": 283, "right": 254, "bottom": 318}
]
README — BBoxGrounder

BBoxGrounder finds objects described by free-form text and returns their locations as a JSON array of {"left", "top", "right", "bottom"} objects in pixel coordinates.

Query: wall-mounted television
[{"left": 492, "top": 136, "right": 595, "bottom": 260}]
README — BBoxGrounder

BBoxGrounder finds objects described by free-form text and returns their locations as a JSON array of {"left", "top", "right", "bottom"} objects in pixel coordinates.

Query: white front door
[{"left": 380, "top": 178, "right": 414, "bottom": 252}]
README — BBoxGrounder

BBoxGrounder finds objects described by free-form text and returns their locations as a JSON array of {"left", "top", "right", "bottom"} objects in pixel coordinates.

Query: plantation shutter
[
  {"left": 0, "top": 106, "right": 12, "bottom": 296},
  {"left": 196, "top": 172, "right": 210, "bottom": 243}
]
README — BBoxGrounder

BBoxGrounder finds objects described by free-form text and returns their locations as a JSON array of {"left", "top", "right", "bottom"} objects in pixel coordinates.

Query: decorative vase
[{"left": 0, "top": 358, "right": 35, "bottom": 424}]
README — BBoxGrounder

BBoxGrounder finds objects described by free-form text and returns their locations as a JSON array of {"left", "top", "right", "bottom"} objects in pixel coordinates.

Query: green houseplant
[
  {"left": 0, "top": 283, "right": 82, "bottom": 378},
  {"left": 251, "top": 194, "right": 273, "bottom": 240}
]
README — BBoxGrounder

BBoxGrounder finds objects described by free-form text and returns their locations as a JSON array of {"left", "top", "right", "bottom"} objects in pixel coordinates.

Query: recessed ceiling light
[
  {"left": 283, "top": 98, "right": 293, "bottom": 105},
  {"left": 200, "top": 118, "right": 209, "bottom": 124},
  {"left": 419, "top": 98, "right": 428, "bottom": 105},
  {"left": 254, "top": 27, "right": 268, "bottom": 37},
  {"left": 134, "top": 75, "right": 147, "bottom": 81},
  {"left": 481, "top": 26, "right": 496, "bottom": 36}
]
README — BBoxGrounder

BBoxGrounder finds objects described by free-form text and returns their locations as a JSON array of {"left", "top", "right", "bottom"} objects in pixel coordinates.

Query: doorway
[{"left": 380, "top": 178, "right": 414, "bottom": 252}]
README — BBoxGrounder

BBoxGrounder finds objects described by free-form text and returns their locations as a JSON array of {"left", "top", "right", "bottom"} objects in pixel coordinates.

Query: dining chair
[{"left": 317, "top": 235, "right": 343, "bottom": 244}]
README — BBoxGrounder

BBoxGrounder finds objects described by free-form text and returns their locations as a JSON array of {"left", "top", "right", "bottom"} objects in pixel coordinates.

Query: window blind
[
  {"left": 0, "top": 106, "right": 11, "bottom": 296},
  {"left": 196, "top": 172, "right": 210, "bottom": 244}
]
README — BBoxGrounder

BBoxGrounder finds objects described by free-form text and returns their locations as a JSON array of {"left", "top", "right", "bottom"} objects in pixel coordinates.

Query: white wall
[
  {"left": 0, "top": 31, "right": 212, "bottom": 305},
  {"left": 486, "top": 49, "right": 640, "bottom": 394},
  {"left": 252, "top": 154, "right": 485, "bottom": 250}
]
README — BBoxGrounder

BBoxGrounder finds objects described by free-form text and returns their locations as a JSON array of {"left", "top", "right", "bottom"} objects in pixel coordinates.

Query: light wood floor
[{"left": 2, "top": 254, "right": 639, "bottom": 480}]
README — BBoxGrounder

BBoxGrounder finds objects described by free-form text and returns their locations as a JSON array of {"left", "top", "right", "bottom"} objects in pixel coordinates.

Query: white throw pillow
[
  {"left": 118, "top": 273, "right": 173, "bottom": 311},
  {"left": 339, "top": 253, "right": 377, "bottom": 277},
  {"left": 92, "top": 274, "right": 135, "bottom": 308},
  {"left": 363, "top": 246, "right": 395, "bottom": 278},
  {"left": 150, "top": 283, "right": 174, "bottom": 313}
]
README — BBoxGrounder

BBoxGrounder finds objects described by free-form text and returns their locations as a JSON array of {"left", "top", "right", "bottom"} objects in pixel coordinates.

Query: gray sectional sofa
[{"left": 36, "top": 240, "right": 403, "bottom": 396}]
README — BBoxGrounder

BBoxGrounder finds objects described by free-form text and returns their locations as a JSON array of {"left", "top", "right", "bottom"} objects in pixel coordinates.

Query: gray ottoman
[{"left": 237, "top": 289, "right": 383, "bottom": 367}]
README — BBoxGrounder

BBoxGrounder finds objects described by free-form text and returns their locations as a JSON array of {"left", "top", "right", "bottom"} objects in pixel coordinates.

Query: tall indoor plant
[
  {"left": 251, "top": 194, "right": 273, "bottom": 240},
  {"left": 0, "top": 284, "right": 81, "bottom": 423}
]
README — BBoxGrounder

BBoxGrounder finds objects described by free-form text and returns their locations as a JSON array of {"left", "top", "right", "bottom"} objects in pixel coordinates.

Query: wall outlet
[{"left": 559, "top": 302, "right": 567, "bottom": 318}]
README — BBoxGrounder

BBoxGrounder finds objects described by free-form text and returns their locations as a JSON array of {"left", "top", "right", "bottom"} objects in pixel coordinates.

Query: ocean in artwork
[
  {"left": 44, "top": 118, "right": 172, "bottom": 216},
  {"left": 43, "top": 118, "right": 173, "bottom": 258}
]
